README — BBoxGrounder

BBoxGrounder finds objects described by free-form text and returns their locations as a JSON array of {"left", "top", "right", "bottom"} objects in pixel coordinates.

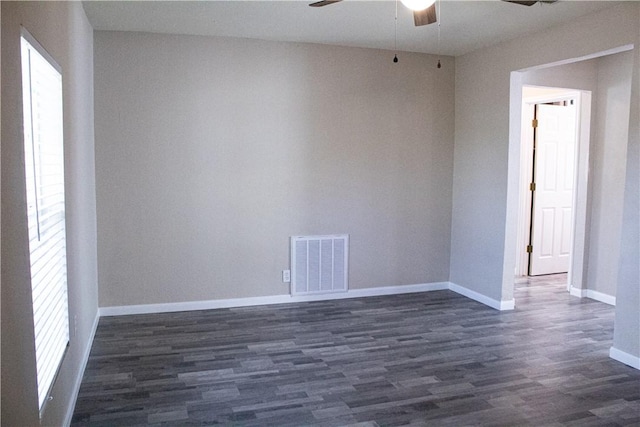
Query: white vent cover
[{"left": 291, "top": 234, "right": 349, "bottom": 296}]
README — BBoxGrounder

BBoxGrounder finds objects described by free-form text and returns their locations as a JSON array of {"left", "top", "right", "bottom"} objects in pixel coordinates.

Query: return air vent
[{"left": 291, "top": 235, "right": 349, "bottom": 296}]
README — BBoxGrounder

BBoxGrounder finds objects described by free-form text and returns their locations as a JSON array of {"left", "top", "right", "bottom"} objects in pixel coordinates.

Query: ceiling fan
[
  {"left": 310, "top": 0, "right": 559, "bottom": 27},
  {"left": 310, "top": 0, "right": 437, "bottom": 27},
  {"left": 503, "top": 0, "right": 559, "bottom": 5}
]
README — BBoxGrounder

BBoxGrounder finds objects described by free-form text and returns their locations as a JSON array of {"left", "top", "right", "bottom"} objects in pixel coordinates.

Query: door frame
[
  {"left": 516, "top": 89, "right": 582, "bottom": 280},
  {"left": 514, "top": 86, "right": 592, "bottom": 293}
]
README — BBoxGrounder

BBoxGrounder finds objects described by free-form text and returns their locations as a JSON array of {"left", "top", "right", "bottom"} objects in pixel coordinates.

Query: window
[{"left": 20, "top": 30, "right": 69, "bottom": 412}]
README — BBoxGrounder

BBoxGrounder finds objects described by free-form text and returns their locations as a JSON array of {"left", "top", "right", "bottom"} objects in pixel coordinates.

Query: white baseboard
[
  {"left": 610, "top": 346, "right": 640, "bottom": 370},
  {"left": 344, "top": 282, "right": 449, "bottom": 298},
  {"left": 586, "top": 290, "right": 616, "bottom": 306},
  {"left": 64, "top": 310, "right": 100, "bottom": 427},
  {"left": 99, "top": 282, "right": 517, "bottom": 317},
  {"left": 448, "top": 282, "right": 515, "bottom": 311},
  {"left": 100, "top": 294, "right": 296, "bottom": 316},
  {"left": 569, "top": 287, "right": 615, "bottom": 306},
  {"left": 99, "top": 282, "right": 451, "bottom": 317},
  {"left": 569, "top": 286, "right": 587, "bottom": 298}
]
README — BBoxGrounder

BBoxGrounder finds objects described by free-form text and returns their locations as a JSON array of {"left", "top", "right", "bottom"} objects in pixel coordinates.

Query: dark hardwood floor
[{"left": 72, "top": 275, "right": 640, "bottom": 426}]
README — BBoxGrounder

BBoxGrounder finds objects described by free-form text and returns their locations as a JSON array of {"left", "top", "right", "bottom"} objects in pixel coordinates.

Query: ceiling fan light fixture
[{"left": 400, "top": 0, "right": 436, "bottom": 12}]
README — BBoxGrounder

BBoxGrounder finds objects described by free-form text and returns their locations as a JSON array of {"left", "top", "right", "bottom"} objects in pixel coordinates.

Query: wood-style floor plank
[{"left": 72, "top": 275, "right": 640, "bottom": 426}]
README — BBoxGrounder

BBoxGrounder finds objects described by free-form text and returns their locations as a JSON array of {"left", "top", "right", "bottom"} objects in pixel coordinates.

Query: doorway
[
  {"left": 514, "top": 86, "right": 591, "bottom": 289},
  {"left": 505, "top": 46, "right": 634, "bottom": 318}
]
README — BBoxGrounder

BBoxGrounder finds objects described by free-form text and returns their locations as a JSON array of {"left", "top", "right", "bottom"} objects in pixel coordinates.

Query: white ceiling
[{"left": 82, "top": 1, "right": 623, "bottom": 57}]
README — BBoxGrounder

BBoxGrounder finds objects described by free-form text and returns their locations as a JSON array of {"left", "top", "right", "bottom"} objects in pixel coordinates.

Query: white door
[{"left": 529, "top": 103, "right": 577, "bottom": 275}]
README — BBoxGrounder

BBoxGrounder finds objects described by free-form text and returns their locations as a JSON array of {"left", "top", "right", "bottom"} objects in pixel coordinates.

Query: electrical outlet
[{"left": 282, "top": 269, "right": 291, "bottom": 283}]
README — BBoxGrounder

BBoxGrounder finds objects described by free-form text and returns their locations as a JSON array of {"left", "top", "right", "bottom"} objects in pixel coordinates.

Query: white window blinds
[{"left": 20, "top": 31, "right": 70, "bottom": 412}]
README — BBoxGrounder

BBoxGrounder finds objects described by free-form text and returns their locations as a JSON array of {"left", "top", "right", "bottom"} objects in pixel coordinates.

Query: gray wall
[
  {"left": 1, "top": 2, "right": 98, "bottom": 425},
  {"left": 452, "top": 3, "right": 639, "bottom": 359},
  {"left": 613, "top": 45, "right": 640, "bottom": 362},
  {"left": 588, "top": 52, "right": 633, "bottom": 297},
  {"left": 521, "top": 51, "right": 634, "bottom": 298},
  {"left": 94, "top": 32, "right": 455, "bottom": 307}
]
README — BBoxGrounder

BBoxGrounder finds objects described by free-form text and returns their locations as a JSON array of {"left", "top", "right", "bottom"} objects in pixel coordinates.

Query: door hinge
[
  {"left": 529, "top": 182, "right": 536, "bottom": 191},
  {"left": 526, "top": 245, "right": 533, "bottom": 253},
  {"left": 532, "top": 119, "right": 538, "bottom": 128}
]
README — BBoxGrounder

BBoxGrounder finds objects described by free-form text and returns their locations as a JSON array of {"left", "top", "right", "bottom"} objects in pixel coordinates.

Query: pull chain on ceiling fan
[
  {"left": 436, "top": 0, "right": 441, "bottom": 68},
  {"left": 393, "top": 0, "right": 399, "bottom": 63}
]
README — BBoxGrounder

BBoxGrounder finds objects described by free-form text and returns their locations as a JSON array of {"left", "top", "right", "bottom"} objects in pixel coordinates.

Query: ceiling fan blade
[
  {"left": 309, "top": 0, "right": 342, "bottom": 7},
  {"left": 502, "top": 1, "right": 538, "bottom": 5},
  {"left": 413, "top": 3, "right": 437, "bottom": 26}
]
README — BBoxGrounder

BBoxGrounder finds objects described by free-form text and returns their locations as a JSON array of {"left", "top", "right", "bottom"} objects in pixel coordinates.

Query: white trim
[
  {"left": 514, "top": 276, "right": 529, "bottom": 285},
  {"left": 99, "top": 282, "right": 523, "bottom": 317},
  {"left": 568, "top": 287, "right": 616, "bottom": 306},
  {"left": 569, "top": 286, "right": 587, "bottom": 298},
  {"left": 20, "top": 26, "right": 62, "bottom": 73},
  {"left": 348, "top": 282, "right": 449, "bottom": 297},
  {"left": 100, "top": 295, "right": 294, "bottom": 316},
  {"left": 521, "top": 91, "right": 579, "bottom": 105},
  {"left": 99, "top": 282, "right": 451, "bottom": 317},
  {"left": 448, "top": 282, "right": 515, "bottom": 311},
  {"left": 586, "top": 290, "right": 616, "bottom": 306},
  {"left": 515, "top": 100, "right": 536, "bottom": 277},
  {"left": 519, "top": 44, "right": 634, "bottom": 73},
  {"left": 63, "top": 311, "right": 100, "bottom": 427},
  {"left": 609, "top": 347, "right": 640, "bottom": 370}
]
